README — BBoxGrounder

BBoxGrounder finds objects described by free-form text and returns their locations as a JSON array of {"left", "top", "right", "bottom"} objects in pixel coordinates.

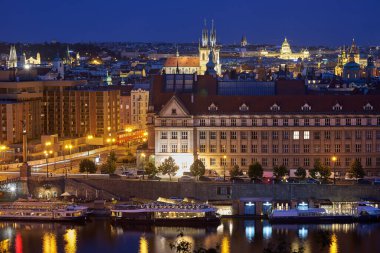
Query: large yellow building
[{"left": 260, "top": 38, "right": 310, "bottom": 60}]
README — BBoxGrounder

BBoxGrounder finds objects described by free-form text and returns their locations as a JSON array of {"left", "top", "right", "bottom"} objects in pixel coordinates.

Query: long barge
[{"left": 111, "top": 202, "right": 220, "bottom": 226}]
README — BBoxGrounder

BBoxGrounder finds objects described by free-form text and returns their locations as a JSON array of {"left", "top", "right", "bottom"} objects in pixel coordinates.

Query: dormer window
[
  {"left": 270, "top": 103, "right": 280, "bottom": 112},
  {"left": 171, "top": 108, "right": 177, "bottom": 115},
  {"left": 301, "top": 103, "right": 311, "bottom": 111},
  {"left": 239, "top": 103, "right": 249, "bottom": 112},
  {"left": 332, "top": 102, "right": 342, "bottom": 111},
  {"left": 363, "top": 102, "right": 373, "bottom": 111},
  {"left": 208, "top": 103, "right": 218, "bottom": 111}
]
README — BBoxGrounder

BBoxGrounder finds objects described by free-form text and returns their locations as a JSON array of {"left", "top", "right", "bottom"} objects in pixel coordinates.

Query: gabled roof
[{"left": 164, "top": 57, "right": 200, "bottom": 68}]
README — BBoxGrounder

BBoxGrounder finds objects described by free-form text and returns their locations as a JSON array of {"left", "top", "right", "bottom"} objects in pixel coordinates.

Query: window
[
  {"left": 261, "top": 144, "right": 268, "bottom": 153},
  {"left": 231, "top": 158, "right": 237, "bottom": 166},
  {"left": 356, "top": 118, "right": 362, "bottom": 126},
  {"left": 293, "top": 144, "right": 300, "bottom": 153},
  {"left": 324, "top": 144, "right": 330, "bottom": 153},
  {"left": 181, "top": 144, "right": 188, "bottom": 153},
  {"left": 324, "top": 131, "right": 331, "bottom": 140},
  {"left": 273, "top": 145, "right": 279, "bottom": 153},
  {"left": 171, "top": 108, "right": 177, "bottom": 115},
  {"left": 315, "top": 118, "right": 320, "bottom": 126},
  {"left": 335, "top": 144, "right": 341, "bottom": 153},
  {"left": 171, "top": 144, "right": 177, "bottom": 153},
  {"left": 210, "top": 158, "right": 216, "bottom": 166},
  {"left": 377, "top": 117, "right": 380, "bottom": 126},
  {"left": 160, "top": 132, "right": 167, "bottom": 139},
  {"left": 283, "top": 158, "right": 289, "bottom": 166},
  {"left": 210, "top": 131, "right": 217, "bottom": 140},
  {"left": 345, "top": 144, "right": 351, "bottom": 153},
  {"left": 241, "top": 118, "right": 247, "bottom": 126},
  {"left": 293, "top": 158, "right": 300, "bottom": 166},
  {"left": 261, "top": 131, "right": 268, "bottom": 140},
  {"left": 345, "top": 158, "right": 351, "bottom": 166},
  {"left": 241, "top": 131, "right": 248, "bottom": 140},
  {"left": 210, "top": 118, "right": 216, "bottom": 126},
  {"left": 161, "top": 145, "right": 167, "bottom": 153},
  {"left": 251, "top": 145, "right": 258, "bottom": 153},
  {"left": 325, "top": 118, "right": 330, "bottom": 126},
  {"left": 181, "top": 131, "right": 188, "bottom": 139},
  {"left": 304, "top": 131, "right": 310, "bottom": 140},
  {"left": 304, "top": 118, "right": 310, "bottom": 126},
  {"left": 161, "top": 120, "right": 167, "bottom": 126},
  {"left": 335, "top": 131, "right": 341, "bottom": 140},
  {"left": 241, "top": 145, "right": 247, "bottom": 153},
  {"left": 273, "top": 119, "right": 278, "bottom": 126},
  {"left": 294, "top": 118, "right": 299, "bottom": 126},
  {"left": 345, "top": 131, "right": 352, "bottom": 139},
  {"left": 231, "top": 118, "right": 237, "bottom": 126},
  {"left": 366, "top": 144, "right": 372, "bottom": 153},
  {"left": 346, "top": 118, "right": 351, "bottom": 126},
  {"left": 304, "top": 158, "right": 310, "bottom": 167},
  {"left": 241, "top": 158, "right": 247, "bottom": 166},
  {"left": 377, "top": 130, "right": 380, "bottom": 140},
  {"left": 366, "top": 157, "right": 372, "bottom": 167},
  {"left": 239, "top": 103, "right": 249, "bottom": 112},
  {"left": 283, "top": 131, "right": 290, "bottom": 140},
  {"left": 231, "top": 145, "right": 237, "bottom": 153},
  {"left": 200, "top": 158, "right": 206, "bottom": 166},
  {"left": 171, "top": 132, "right": 177, "bottom": 139},
  {"left": 262, "top": 158, "right": 268, "bottom": 167},
  {"left": 220, "top": 157, "right": 227, "bottom": 166},
  {"left": 220, "top": 131, "right": 227, "bottom": 139},
  {"left": 355, "top": 130, "right": 362, "bottom": 140},
  {"left": 366, "top": 131, "right": 373, "bottom": 140},
  {"left": 355, "top": 144, "right": 362, "bottom": 153},
  {"left": 283, "top": 119, "right": 289, "bottom": 126},
  {"left": 221, "top": 118, "right": 226, "bottom": 126},
  {"left": 293, "top": 131, "right": 300, "bottom": 140},
  {"left": 231, "top": 131, "right": 237, "bottom": 139},
  {"left": 283, "top": 144, "right": 289, "bottom": 153},
  {"left": 200, "top": 119, "right": 206, "bottom": 126},
  {"left": 303, "top": 144, "right": 310, "bottom": 153},
  {"left": 199, "top": 131, "right": 206, "bottom": 139},
  {"left": 210, "top": 145, "right": 217, "bottom": 153},
  {"left": 262, "top": 119, "right": 268, "bottom": 126},
  {"left": 335, "top": 118, "right": 341, "bottom": 126},
  {"left": 272, "top": 131, "right": 279, "bottom": 140},
  {"left": 251, "top": 131, "right": 258, "bottom": 140},
  {"left": 199, "top": 144, "right": 206, "bottom": 152},
  {"left": 252, "top": 118, "right": 257, "bottom": 126},
  {"left": 314, "top": 131, "right": 320, "bottom": 140},
  {"left": 273, "top": 158, "right": 278, "bottom": 167}
]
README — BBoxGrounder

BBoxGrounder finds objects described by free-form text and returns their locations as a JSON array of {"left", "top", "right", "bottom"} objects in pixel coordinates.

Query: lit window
[{"left": 293, "top": 131, "right": 300, "bottom": 140}]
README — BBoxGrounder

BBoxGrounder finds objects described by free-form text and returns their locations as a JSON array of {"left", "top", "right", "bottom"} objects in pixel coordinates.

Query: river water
[{"left": 0, "top": 218, "right": 379, "bottom": 253}]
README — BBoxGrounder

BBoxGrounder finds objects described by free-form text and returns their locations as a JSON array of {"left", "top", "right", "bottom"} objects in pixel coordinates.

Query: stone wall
[{"left": 67, "top": 179, "right": 380, "bottom": 202}]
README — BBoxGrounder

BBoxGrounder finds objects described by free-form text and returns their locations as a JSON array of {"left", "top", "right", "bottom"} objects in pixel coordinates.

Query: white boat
[
  {"left": 111, "top": 202, "right": 220, "bottom": 226},
  {"left": 0, "top": 201, "right": 88, "bottom": 222},
  {"left": 357, "top": 202, "right": 380, "bottom": 221}
]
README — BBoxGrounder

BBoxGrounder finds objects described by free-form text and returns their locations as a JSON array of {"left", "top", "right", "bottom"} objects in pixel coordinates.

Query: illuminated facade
[
  {"left": 259, "top": 38, "right": 309, "bottom": 60},
  {"left": 149, "top": 75, "right": 380, "bottom": 177},
  {"left": 130, "top": 88, "right": 149, "bottom": 130},
  {"left": 335, "top": 39, "right": 361, "bottom": 76}
]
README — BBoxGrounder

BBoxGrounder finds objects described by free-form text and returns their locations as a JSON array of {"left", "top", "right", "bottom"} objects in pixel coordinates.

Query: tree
[
  {"left": 248, "top": 162, "right": 263, "bottom": 179},
  {"left": 229, "top": 164, "right": 243, "bottom": 178},
  {"left": 158, "top": 157, "right": 179, "bottom": 181},
  {"left": 100, "top": 153, "right": 117, "bottom": 174},
  {"left": 144, "top": 162, "right": 158, "bottom": 178},
  {"left": 310, "top": 159, "right": 323, "bottom": 179},
  {"left": 319, "top": 166, "right": 332, "bottom": 182},
  {"left": 273, "top": 165, "right": 289, "bottom": 180},
  {"left": 349, "top": 159, "right": 365, "bottom": 179},
  {"left": 295, "top": 167, "right": 307, "bottom": 179},
  {"left": 79, "top": 159, "right": 97, "bottom": 175},
  {"left": 190, "top": 159, "right": 206, "bottom": 180}
]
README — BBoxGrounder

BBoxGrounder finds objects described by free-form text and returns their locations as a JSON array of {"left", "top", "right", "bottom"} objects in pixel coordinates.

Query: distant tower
[
  {"left": 199, "top": 20, "right": 210, "bottom": 75},
  {"left": 7, "top": 45, "right": 18, "bottom": 69},
  {"left": 53, "top": 55, "right": 64, "bottom": 80},
  {"left": 210, "top": 20, "right": 217, "bottom": 48},
  {"left": 205, "top": 49, "right": 217, "bottom": 77},
  {"left": 241, "top": 34, "right": 248, "bottom": 47},
  {"left": 36, "top": 52, "right": 41, "bottom": 64},
  {"left": 199, "top": 19, "right": 221, "bottom": 76},
  {"left": 103, "top": 71, "right": 113, "bottom": 85},
  {"left": 366, "top": 50, "right": 376, "bottom": 79},
  {"left": 201, "top": 19, "right": 208, "bottom": 47}
]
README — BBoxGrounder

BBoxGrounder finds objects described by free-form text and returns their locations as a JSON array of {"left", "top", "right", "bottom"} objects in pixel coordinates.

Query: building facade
[{"left": 148, "top": 75, "right": 380, "bottom": 177}]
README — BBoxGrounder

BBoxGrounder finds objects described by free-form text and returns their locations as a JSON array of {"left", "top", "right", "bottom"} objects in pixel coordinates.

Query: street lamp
[
  {"left": 331, "top": 155, "right": 337, "bottom": 185},
  {"left": 44, "top": 150, "right": 53, "bottom": 177},
  {"left": 0, "top": 145, "right": 8, "bottom": 161},
  {"left": 141, "top": 153, "right": 146, "bottom": 179},
  {"left": 87, "top": 135, "right": 93, "bottom": 156},
  {"left": 223, "top": 155, "right": 227, "bottom": 181},
  {"left": 65, "top": 144, "right": 73, "bottom": 175}
]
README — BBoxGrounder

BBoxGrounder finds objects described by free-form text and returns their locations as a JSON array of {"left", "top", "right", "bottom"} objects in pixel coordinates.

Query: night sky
[{"left": 2, "top": 0, "right": 379, "bottom": 46}]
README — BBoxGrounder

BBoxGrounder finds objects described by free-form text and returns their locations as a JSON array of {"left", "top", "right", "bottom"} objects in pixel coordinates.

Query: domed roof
[
  {"left": 282, "top": 37, "right": 290, "bottom": 47},
  {"left": 344, "top": 61, "right": 360, "bottom": 70}
]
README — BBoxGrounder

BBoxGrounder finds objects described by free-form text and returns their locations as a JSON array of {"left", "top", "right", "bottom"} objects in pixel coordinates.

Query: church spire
[
  {"left": 210, "top": 19, "right": 217, "bottom": 48},
  {"left": 8, "top": 45, "right": 18, "bottom": 69},
  {"left": 201, "top": 19, "right": 208, "bottom": 47}
]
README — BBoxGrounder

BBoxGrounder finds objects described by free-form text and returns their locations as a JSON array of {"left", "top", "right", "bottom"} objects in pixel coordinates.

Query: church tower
[
  {"left": 7, "top": 45, "right": 18, "bottom": 69},
  {"left": 199, "top": 20, "right": 210, "bottom": 75}
]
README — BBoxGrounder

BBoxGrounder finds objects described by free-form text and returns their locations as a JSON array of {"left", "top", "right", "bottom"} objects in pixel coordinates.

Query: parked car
[
  {"left": 147, "top": 175, "right": 161, "bottom": 181},
  {"left": 305, "top": 178, "right": 321, "bottom": 184},
  {"left": 199, "top": 176, "right": 212, "bottom": 181},
  {"left": 121, "top": 171, "right": 139, "bottom": 179},
  {"left": 214, "top": 177, "right": 224, "bottom": 181},
  {"left": 357, "top": 179, "right": 372, "bottom": 185},
  {"left": 178, "top": 175, "right": 195, "bottom": 182}
]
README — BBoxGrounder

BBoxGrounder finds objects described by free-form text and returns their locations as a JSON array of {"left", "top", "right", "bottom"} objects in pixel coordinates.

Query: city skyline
[{"left": 2, "top": 0, "right": 380, "bottom": 46}]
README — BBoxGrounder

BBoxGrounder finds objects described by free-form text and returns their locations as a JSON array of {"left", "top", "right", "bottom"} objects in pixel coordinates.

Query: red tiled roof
[
  {"left": 164, "top": 57, "right": 200, "bottom": 67},
  {"left": 151, "top": 75, "right": 380, "bottom": 115}
]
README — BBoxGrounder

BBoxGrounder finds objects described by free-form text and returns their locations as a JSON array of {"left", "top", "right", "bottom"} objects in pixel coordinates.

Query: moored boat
[
  {"left": 0, "top": 201, "right": 88, "bottom": 222},
  {"left": 357, "top": 202, "right": 380, "bottom": 222},
  {"left": 111, "top": 202, "right": 220, "bottom": 226}
]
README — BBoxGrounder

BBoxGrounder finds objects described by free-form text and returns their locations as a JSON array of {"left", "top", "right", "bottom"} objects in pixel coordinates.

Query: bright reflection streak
[
  {"left": 43, "top": 233, "right": 57, "bottom": 253},
  {"left": 0, "top": 239, "right": 10, "bottom": 253},
  {"left": 263, "top": 224, "right": 272, "bottom": 240},
  {"left": 15, "top": 233, "right": 22, "bottom": 253},
  {"left": 298, "top": 227, "right": 308, "bottom": 239},
  {"left": 228, "top": 221, "right": 233, "bottom": 235},
  {"left": 244, "top": 221, "right": 255, "bottom": 241},
  {"left": 330, "top": 233, "right": 338, "bottom": 253},
  {"left": 139, "top": 236, "right": 148, "bottom": 253},
  {"left": 221, "top": 236, "right": 230, "bottom": 253},
  {"left": 64, "top": 229, "right": 77, "bottom": 253}
]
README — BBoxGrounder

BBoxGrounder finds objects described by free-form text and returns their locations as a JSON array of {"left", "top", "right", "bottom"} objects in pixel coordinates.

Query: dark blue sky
[{"left": 2, "top": 0, "right": 379, "bottom": 46}]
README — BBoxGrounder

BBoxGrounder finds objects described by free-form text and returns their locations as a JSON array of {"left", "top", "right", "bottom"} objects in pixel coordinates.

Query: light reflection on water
[{"left": 0, "top": 219, "right": 379, "bottom": 253}]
